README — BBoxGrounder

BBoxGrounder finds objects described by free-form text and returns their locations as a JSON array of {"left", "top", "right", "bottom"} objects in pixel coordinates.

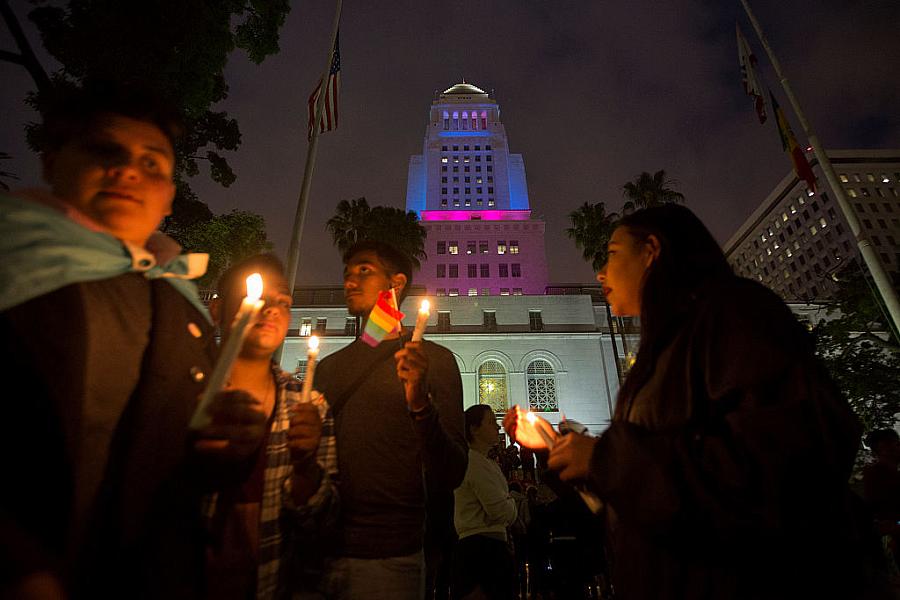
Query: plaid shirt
[{"left": 205, "top": 363, "right": 339, "bottom": 599}]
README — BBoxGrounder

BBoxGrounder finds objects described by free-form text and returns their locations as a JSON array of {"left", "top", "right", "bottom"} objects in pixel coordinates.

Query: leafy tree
[
  {"left": 622, "top": 170, "right": 684, "bottom": 212},
  {"left": 6, "top": 0, "right": 290, "bottom": 230},
  {"left": 178, "top": 209, "right": 273, "bottom": 288},
  {"left": 812, "top": 268, "right": 900, "bottom": 432},
  {"left": 326, "top": 197, "right": 428, "bottom": 268},
  {"left": 566, "top": 201, "right": 619, "bottom": 271}
]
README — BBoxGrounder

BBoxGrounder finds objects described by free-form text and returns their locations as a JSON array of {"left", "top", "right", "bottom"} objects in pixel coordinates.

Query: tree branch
[{"left": 0, "top": 0, "right": 51, "bottom": 92}]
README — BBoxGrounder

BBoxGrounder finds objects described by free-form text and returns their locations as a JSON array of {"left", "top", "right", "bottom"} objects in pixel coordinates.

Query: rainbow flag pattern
[{"left": 360, "top": 290, "right": 405, "bottom": 347}]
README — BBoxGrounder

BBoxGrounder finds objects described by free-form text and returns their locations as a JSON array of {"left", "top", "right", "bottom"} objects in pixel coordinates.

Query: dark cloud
[{"left": 2, "top": 0, "right": 897, "bottom": 286}]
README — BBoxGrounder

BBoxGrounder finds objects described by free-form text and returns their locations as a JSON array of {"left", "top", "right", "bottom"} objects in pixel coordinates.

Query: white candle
[
  {"left": 525, "top": 411, "right": 556, "bottom": 449},
  {"left": 190, "top": 273, "right": 265, "bottom": 429},
  {"left": 300, "top": 335, "right": 320, "bottom": 404},
  {"left": 411, "top": 299, "right": 430, "bottom": 342}
]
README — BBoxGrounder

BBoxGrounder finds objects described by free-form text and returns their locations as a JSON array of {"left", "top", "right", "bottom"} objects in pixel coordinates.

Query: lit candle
[
  {"left": 523, "top": 410, "right": 603, "bottom": 514},
  {"left": 190, "top": 273, "right": 265, "bottom": 429},
  {"left": 300, "top": 335, "right": 320, "bottom": 404},
  {"left": 411, "top": 299, "right": 430, "bottom": 342},
  {"left": 525, "top": 411, "right": 557, "bottom": 449}
]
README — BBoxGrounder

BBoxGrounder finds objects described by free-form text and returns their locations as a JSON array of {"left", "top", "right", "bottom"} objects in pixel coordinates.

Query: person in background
[
  {"left": 453, "top": 405, "right": 517, "bottom": 600},
  {"left": 507, "top": 204, "right": 867, "bottom": 599},
  {"left": 0, "top": 83, "right": 268, "bottom": 599},
  {"left": 204, "top": 254, "right": 338, "bottom": 599},
  {"left": 863, "top": 428, "right": 900, "bottom": 572}
]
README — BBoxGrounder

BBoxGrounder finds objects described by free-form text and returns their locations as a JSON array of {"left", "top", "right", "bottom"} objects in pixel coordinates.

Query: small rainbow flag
[{"left": 361, "top": 289, "right": 405, "bottom": 347}]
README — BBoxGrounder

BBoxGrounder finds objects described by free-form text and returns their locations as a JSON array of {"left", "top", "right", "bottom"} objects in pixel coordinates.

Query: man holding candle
[
  {"left": 0, "top": 84, "right": 267, "bottom": 599},
  {"left": 311, "top": 241, "right": 467, "bottom": 600},
  {"left": 205, "top": 253, "right": 338, "bottom": 599}
]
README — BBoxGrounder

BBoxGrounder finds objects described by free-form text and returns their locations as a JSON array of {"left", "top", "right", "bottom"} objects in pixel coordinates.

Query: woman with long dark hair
[{"left": 506, "top": 205, "right": 867, "bottom": 599}]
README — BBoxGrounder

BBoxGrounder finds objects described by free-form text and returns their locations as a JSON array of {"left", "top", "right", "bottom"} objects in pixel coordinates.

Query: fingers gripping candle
[{"left": 300, "top": 335, "right": 320, "bottom": 404}]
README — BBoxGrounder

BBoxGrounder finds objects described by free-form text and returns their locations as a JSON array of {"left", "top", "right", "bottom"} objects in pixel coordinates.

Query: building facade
[
  {"left": 405, "top": 82, "right": 549, "bottom": 296},
  {"left": 278, "top": 288, "right": 637, "bottom": 435},
  {"left": 724, "top": 149, "right": 900, "bottom": 300}
]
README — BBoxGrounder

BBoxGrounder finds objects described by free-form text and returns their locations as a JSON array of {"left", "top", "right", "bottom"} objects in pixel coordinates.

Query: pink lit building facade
[{"left": 405, "top": 83, "right": 549, "bottom": 296}]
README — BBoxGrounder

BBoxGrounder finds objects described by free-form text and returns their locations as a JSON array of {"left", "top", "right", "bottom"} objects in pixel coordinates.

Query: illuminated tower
[{"left": 405, "top": 82, "right": 549, "bottom": 296}]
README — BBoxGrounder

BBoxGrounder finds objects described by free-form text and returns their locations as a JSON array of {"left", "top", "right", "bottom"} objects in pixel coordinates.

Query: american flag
[{"left": 308, "top": 33, "right": 341, "bottom": 140}]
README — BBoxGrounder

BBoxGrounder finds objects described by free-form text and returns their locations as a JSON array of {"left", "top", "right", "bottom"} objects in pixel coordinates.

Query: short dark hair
[
  {"left": 866, "top": 429, "right": 899, "bottom": 452},
  {"left": 464, "top": 404, "right": 494, "bottom": 443},
  {"left": 343, "top": 240, "right": 414, "bottom": 301},
  {"left": 36, "top": 81, "right": 184, "bottom": 154},
  {"left": 216, "top": 253, "right": 287, "bottom": 299}
]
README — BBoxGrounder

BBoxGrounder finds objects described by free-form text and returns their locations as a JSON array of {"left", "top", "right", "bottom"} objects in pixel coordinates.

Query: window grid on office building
[{"left": 527, "top": 360, "right": 558, "bottom": 412}]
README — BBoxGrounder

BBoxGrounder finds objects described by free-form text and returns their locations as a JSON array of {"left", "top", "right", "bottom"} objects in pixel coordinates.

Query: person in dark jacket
[
  {"left": 506, "top": 204, "right": 868, "bottom": 599},
  {"left": 0, "top": 84, "right": 268, "bottom": 599}
]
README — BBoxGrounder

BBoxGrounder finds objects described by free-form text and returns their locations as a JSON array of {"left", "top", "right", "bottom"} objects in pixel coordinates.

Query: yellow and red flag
[{"left": 771, "top": 91, "right": 817, "bottom": 193}]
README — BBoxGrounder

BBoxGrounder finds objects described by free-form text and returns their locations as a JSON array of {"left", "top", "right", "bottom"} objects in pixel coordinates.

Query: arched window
[
  {"left": 461, "top": 111, "right": 469, "bottom": 129},
  {"left": 471, "top": 112, "right": 478, "bottom": 130},
  {"left": 443, "top": 111, "right": 450, "bottom": 130},
  {"left": 452, "top": 111, "right": 459, "bottom": 129},
  {"left": 480, "top": 111, "right": 487, "bottom": 130},
  {"left": 478, "top": 360, "right": 508, "bottom": 414},
  {"left": 526, "top": 359, "right": 558, "bottom": 412}
]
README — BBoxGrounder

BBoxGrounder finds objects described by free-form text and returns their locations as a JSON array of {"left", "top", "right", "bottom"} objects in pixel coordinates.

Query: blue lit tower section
[{"left": 406, "top": 82, "right": 549, "bottom": 296}]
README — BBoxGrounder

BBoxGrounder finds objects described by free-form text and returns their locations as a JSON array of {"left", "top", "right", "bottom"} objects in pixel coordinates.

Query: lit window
[
  {"left": 300, "top": 318, "right": 312, "bottom": 337},
  {"left": 479, "top": 240, "right": 489, "bottom": 254},
  {"left": 497, "top": 241, "right": 506, "bottom": 255},
  {"left": 500, "top": 288, "right": 510, "bottom": 296},
  {"left": 448, "top": 289, "right": 459, "bottom": 297},
  {"left": 809, "top": 225, "right": 817, "bottom": 236},
  {"left": 449, "top": 241, "right": 459, "bottom": 255},
  {"left": 839, "top": 174, "right": 849, "bottom": 183},
  {"left": 466, "top": 241, "right": 476, "bottom": 255},
  {"left": 478, "top": 360, "right": 508, "bottom": 414},
  {"left": 481, "top": 287, "right": 490, "bottom": 296},
  {"left": 488, "top": 199, "right": 495, "bottom": 207},
  {"left": 513, "top": 288, "right": 523, "bottom": 296},
  {"left": 527, "top": 360, "right": 558, "bottom": 412},
  {"left": 847, "top": 189, "right": 858, "bottom": 198},
  {"left": 509, "top": 241, "right": 519, "bottom": 254},
  {"left": 441, "top": 157, "right": 448, "bottom": 163},
  {"left": 867, "top": 173, "right": 876, "bottom": 182},
  {"left": 819, "top": 217, "right": 827, "bottom": 228}
]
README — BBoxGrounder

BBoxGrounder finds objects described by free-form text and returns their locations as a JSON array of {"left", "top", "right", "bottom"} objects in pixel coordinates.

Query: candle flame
[
  {"left": 420, "top": 299, "right": 430, "bottom": 313},
  {"left": 308, "top": 335, "right": 320, "bottom": 351},
  {"left": 525, "top": 411, "right": 537, "bottom": 424},
  {"left": 246, "top": 273, "right": 263, "bottom": 301}
]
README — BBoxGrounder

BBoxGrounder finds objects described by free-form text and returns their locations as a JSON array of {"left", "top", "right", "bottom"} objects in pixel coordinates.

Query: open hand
[
  {"left": 503, "top": 406, "right": 558, "bottom": 450},
  {"left": 547, "top": 433, "right": 599, "bottom": 481},
  {"left": 394, "top": 341, "right": 429, "bottom": 411},
  {"left": 193, "top": 389, "right": 267, "bottom": 459}
]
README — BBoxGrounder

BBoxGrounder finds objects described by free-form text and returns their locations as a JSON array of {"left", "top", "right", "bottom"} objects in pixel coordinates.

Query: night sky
[{"left": 2, "top": 0, "right": 898, "bottom": 286}]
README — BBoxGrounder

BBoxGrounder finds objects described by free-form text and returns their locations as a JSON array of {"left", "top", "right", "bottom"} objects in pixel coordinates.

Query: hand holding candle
[
  {"left": 190, "top": 273, "right": 265, "bottom": 430},
  {"left": 300, "top": 335, "right": 320, "bottom": 404},
  {"left": 411, "top": 299, "right": 430, "bottom": 342}
]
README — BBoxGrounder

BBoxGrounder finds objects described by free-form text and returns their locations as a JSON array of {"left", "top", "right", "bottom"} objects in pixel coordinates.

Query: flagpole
[
  {"left": 739, "top": 0, "right": 900, "bottom": 339},
  {"left": 285, "top": 0, "right": 343, "bottom": 302}
]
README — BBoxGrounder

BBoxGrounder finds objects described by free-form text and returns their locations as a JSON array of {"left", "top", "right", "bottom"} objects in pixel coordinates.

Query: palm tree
[
  {"left": 326, "top": 197, "right": 428, "bottom": 268},
  {"left": 622, "top": 170, "right": 685, "bottom": 212},
  {"left": 326, "top": 197, "right": 371, "bottom": 253},
  {"left": 566, "top": 202, "right": 619, "bottom": 271}
]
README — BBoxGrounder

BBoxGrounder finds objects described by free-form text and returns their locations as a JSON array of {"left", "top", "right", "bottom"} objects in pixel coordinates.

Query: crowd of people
[{"left": 1, "top": 82, "right": 898, "bottom": 600}]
